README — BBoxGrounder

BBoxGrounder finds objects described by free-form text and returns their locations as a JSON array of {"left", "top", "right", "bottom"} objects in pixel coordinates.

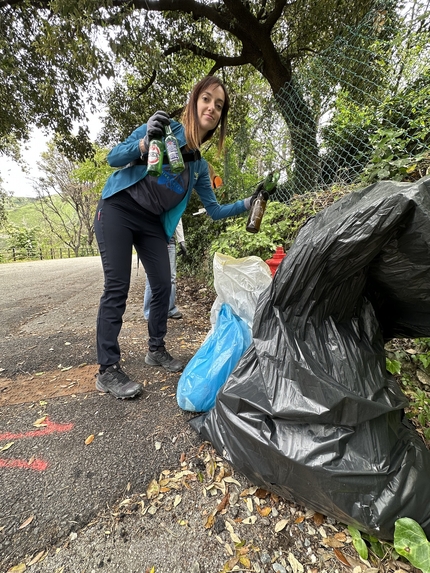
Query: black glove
[
  {"left": 249, "top": 182, "right": 268, "bottom": 205},
  {"left": 178, "top": 241, "right": 188, "bottom": 258},
  {"left": 249, "top": 172, "right": 279, "bottom": 205},
  {"left": 144, "top": 110, "right": 170, "bottom": 146}
]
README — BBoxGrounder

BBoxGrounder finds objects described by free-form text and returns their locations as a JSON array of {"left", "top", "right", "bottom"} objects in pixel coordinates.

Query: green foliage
[
  {"left": 209, "top": 187, "right": 349, "bottom": 262},
  {"left": 348, "top": 526, "right": 369, "bottom": 560},
  {"left": 71, "top": 145, "right": 113, "bottom": 197},
  {"left": 6, "top": 224, "right": 40, "bottom": 260},
  {"left": 386, "top": 357, "right": 402, "bottom": 375},
  {"left": 386, "top": 337, "right": 430, "bottom": 442},
  {"left": 394, "top": 518, "right": 430, "bottom": 573},
  {"left": 210, "top": 201, "right": 292, "bottom": 261}
]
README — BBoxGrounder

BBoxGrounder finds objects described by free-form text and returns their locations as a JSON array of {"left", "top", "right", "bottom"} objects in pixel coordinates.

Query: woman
[{"left": 94, "top": 75, "right": 257, "bottom": 400}]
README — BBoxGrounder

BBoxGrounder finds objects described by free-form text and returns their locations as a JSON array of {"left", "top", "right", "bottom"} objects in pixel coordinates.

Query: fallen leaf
[
  {"left": 33, "top": 416, "right": 47, "bottom": 427},
  {"left": 294, "top": 515, "right": 305, "bottom": 524},
  {"left": 256, "top": 506, "right": 271, "bottom": 517},
  {"left": 206, "top": 458, "right": 216, "bottom": 479},
  {"left": 254, "top": 488, "right": 270, "bottom": 498},
  {"left": 179, "top": 452, "right": 186, "bottom": 463},
  {"left": 288, "top": 552, "right": 304, "bottom": 573},
  {"left": 334, "top": 532, "right": 347, "bottom": 541},
  {"left": 245, "top": 497, "right": 253, "bottom": 512},
  {"left": 205, "top": 514, "right": 215, "bottom": 529},
  {"left": 239, "top": 555, "right": 251, "bottom": 568},
  {"left": 1, "top": 442, "right": 14, "bottom": 452},
  {"left": 19, "top": 515, "right": 34, "bottom": 529},
  {"left": 227, "top": 556, "right": 239, "bottom": 569},
  {"left": 27, "top": 550, "right": 47, "bottom": 566},
  {"left": 84, "top": 435, "right": 94, "bottom": 445},
  {"left": 225, "top": 521, "right": 241, "bottom": 544},
  {"left": 334, "top": 548, "right": 352, "bottom": 566},
  {"left": 216, "top": 493, "right": 230, "bottom": 514},
  {"left": 275, "top": 519, "right": 289, "bottom": 532},
  {"left": 223, "top": 476, "right": 241, "bottom": 486},
  {"left": 323, "top": 536, "right": 345, "bottom": 548},
  {"left": 7, "top": 564, "right": 26, "bottom": 573},
  {"left": 313, "top": 512, "right": 325, "bottom": 525},
  {"left": 146, "top": 479, "right": 160, "bottom": 500},
  {"left": 173, "top": 495, "right": 181, "bottom": 507},
  {"left": 242, "top": 516, "right": 257, "bottom": 525}
]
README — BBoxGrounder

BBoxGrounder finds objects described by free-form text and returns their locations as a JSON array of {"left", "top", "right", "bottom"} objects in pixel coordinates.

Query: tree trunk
[{"left": 274, "top": 79, "right": 320, "bottom": 195}]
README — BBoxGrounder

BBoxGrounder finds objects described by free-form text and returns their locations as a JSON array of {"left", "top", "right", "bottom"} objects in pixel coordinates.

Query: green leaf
[
  {"left": 348, "top": 525, "right": 369, "bottom": 559},
  {"left": 354, "top": 537, "right": 369, "bottom": 560},
  {"left": 394, "top": 517, "right": 430, "bottom": 573},
  {"left": 386, "top": 358, "right": 401, "bottom": 375}
]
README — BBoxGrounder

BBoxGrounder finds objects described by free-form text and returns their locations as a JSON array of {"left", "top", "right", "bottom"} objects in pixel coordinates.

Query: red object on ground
[{"left": 265, "top": 246, "right": 287, "bottom": 277}]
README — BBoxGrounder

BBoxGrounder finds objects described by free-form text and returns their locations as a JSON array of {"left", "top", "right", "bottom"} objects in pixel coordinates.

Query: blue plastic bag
[{"left": 177, "top": 303, "right": 252, "bottom": 412}]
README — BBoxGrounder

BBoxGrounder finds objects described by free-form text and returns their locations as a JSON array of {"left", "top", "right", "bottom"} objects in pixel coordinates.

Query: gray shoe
[
  {"left": 96, "top": 363, "right": 143, "bottom": 399},
  {"left": 168, "top": 311, "right": 183, "bottom": 319},
  {"left": 145, "top": 349, "right": 183, "bottom": 372}
]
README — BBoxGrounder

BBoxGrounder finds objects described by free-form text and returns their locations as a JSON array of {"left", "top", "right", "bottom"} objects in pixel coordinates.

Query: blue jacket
[{"left": 102, "top": 121, "right": 247, "bottom": 241}]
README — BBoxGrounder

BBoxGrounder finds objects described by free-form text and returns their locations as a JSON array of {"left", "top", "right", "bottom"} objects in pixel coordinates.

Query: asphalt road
[{"left": 0, "top": 257, "right": 203, "bottom": 571}]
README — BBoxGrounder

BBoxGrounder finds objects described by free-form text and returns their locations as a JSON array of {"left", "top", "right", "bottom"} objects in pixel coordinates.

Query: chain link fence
[{"left": 272, "top": 1, "right": 430, "bottom": 203}]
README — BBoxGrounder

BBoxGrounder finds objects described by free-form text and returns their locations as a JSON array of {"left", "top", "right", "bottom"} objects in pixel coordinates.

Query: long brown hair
[{"left": 181, "top": 75, "right": 230, "bottom": 153}]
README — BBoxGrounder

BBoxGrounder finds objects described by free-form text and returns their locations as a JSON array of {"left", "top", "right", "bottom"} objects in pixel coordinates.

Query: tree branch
[{"left": 163, "top": 41, "right": 249, "bottom": 68}]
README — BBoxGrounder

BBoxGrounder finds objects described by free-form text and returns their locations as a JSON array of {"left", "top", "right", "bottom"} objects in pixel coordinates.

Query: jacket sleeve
[
  {"left": 194, "top": 162, "right": 247, "bottom": 220},
  {"left": 107, "top": 124, "right": 147, "bottom": 168}
]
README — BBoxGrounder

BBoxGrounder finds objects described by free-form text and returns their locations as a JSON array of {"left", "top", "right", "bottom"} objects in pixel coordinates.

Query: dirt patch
[{"left": 0, "top": 364, "right": 98, "bottom": 406}]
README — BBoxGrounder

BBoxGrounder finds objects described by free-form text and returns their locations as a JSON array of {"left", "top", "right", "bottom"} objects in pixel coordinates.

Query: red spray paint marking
[
  {"left": 0, "top": 418, "right": 74, "bottom": 442},
  {"left": 0, "top": 417, "right": 74, "bottom": 471},
  {"left": 0, "top": 458, "right": 48, "bottom": 471}
]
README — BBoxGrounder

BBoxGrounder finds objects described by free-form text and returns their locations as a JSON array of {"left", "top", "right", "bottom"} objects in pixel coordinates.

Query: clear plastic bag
[{"left": 210, "top": 253, "right": 273, "bottom": 329}]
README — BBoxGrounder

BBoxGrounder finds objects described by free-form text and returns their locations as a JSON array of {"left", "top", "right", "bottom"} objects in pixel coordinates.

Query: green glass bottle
[
  {"left": 147, "top": 137, "right": 165, "bottom": 177},
  {"left": 164, "top": 124, "right": 185, "bottom": 173}
]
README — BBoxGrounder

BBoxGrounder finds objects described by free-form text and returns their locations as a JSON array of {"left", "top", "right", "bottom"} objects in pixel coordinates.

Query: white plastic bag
[{"left": 210, "top": 252, "right": 273, "bottom": 330}]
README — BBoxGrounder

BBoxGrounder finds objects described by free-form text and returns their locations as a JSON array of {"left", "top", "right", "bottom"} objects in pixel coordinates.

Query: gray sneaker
[
  {"left": 145, "top": 349, "right": 183, "bottom": 372},
  {"left": 96, "top": 363, "right": 143, "bottom": 399}
]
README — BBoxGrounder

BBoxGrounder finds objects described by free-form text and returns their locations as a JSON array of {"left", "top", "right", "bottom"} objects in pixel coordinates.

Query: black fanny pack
[{"left": 127, "top": 149, "right": 201, "bottom": 168}]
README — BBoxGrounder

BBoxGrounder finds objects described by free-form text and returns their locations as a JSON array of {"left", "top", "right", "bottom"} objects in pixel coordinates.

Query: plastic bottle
[
  {"left": 246, "top": 170, "right": 280, "bottom": 233},
  {"left": 147, "top": 137, "right": 165, "bottom": 177},
  {"left": 165, "top": 124, "right": 185, "bottom": 173}
]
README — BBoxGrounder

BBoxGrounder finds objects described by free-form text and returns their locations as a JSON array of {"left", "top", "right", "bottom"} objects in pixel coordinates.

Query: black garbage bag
[{"left": 191, "top": 175, "right": 430, "bottom": 540}]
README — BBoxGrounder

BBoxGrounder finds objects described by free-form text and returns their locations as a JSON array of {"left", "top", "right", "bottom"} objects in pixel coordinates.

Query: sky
[{"left": 0, "top": 116, "right": 103, "bottom": 198}]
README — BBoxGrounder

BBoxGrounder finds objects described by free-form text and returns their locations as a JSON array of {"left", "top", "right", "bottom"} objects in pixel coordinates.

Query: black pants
[{"left": 94, "top": 191, "right": 171, "bottom": 367}]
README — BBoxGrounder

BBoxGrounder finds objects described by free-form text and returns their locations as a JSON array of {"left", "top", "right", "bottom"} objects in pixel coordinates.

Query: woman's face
[{"left": 196, "top": 84, "right": 225, "bottom": 140}]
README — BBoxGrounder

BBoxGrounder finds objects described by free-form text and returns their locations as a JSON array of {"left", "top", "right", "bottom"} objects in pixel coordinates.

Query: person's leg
[
  {"left": 144, "top": 239, "right": 178, "bottom": 320},
  {"left": 94, "top": 196, "right": 143, "bottom": 398},
  {"left": 143, "top": 273, "right": 152, "bottom": 320},
  {"left": 95, "top": 198, "right": 133, "bottom": 367},
  {"left": 134, "top": 218, "right": 182, "bottom": 372},
  {"left": 167, "top": 238, "right": 181, "bottom": 318}
]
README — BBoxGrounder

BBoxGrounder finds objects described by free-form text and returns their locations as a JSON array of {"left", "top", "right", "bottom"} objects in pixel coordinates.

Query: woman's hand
[{"left": 143, "top": 111, "right": 171, "bottom": 148}]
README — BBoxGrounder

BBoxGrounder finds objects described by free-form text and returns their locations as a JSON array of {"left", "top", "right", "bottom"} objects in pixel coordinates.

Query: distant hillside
[
  {"left": 5, "top": 196, "right": 41, "bottom": 227},
  {"left": 5, "top": 196, "right": 70, "bottom": 229}
]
